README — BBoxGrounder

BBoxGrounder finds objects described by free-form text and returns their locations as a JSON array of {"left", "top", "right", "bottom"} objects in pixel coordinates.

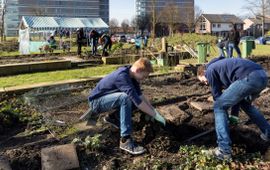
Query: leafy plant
[
  {"left": 72, "top": 134, "right": 102, "bottom": 151},
  {"left": 84, "top": 134, "right": 102, "bottom": 151},
  {"left": 111, "top": 42, "right": 124, "bottom": 54},
  {"left": 178, "top": 145, "right": 229, "bottom": 169},
  {"left": 0, "top": 99, "right": 40, "bottom": 126}
]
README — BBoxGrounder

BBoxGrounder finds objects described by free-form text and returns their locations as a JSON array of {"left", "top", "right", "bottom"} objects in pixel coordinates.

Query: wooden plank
[
  {"left": 157, "top": 104, "right": 190, "bottom": 125},
  {"left": 189, "top": 101, "right": 212, "bottom": 111},
  {"left": 41, "top": 144, "right": 79, "bottom": 170},
  {"left": 0, "top": 157, "right": 12, "bottom": 170}
]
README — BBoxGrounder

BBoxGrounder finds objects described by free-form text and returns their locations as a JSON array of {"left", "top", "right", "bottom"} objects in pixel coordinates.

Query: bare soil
[{"left": 1, "top": 72, "right": 270, "bottom": 170}]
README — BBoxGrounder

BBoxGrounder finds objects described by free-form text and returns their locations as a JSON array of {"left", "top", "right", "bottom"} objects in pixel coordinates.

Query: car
[
  {"left": 265, "top": 36, "right": 270, "bottom": 44},
  {"left": 254, "top": 36, "right": 270, "bottom": 44},
  {"left": 119, "top": 35, "right": 127, "bottom": 43}
]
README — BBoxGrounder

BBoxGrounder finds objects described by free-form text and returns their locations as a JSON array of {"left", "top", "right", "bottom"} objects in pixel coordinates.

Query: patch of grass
[
  {"left": 0, "top": 65, "right": 120, "bottom": 88},
  {"left": 0, "top": 65, "right": 175, "bottom": 88},
  {"left": 251, "top": 44, "right": 270, "bottom": 56},
  {"left": 58, "top": 126, "right": 79, "bottom": 139}
]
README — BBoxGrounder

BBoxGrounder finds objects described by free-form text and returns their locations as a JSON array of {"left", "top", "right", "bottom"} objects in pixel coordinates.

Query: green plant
[
  {"left": 0, "top": 98, "right": 43, "bottom": 134},
  {"left": 178, "top": 145, "right": 230, "bottom": 169},
  {"left": 152, "top": 160, "right": 172, "bottom": 170},
  {"left": 111, "top": 42, "right": 124, "bottom": 53},
  {"left": 84, "top": 134, "right": 102, "bottom": 151}
]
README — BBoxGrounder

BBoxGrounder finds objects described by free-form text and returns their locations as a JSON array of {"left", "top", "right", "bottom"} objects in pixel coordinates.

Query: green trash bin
[
  {"left": 242, "top": 40, "right": 254, "bottom": 58},
  {"left": 197, "top": 42, "right": 208, "bottom": 63}
]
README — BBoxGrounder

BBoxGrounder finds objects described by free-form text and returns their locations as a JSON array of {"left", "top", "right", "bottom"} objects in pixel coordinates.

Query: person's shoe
[
  {"left": 260, "top": 133, "right": 270, "bottom": 142},
  {"left": 202, "top": 147, "right": 232, "bottom": 161},
  {"left": 103, "top": 114, "right": 120, "bottom": 129},
  {"left": 120, "top": 138, "right": 146, "bottom": 155}
]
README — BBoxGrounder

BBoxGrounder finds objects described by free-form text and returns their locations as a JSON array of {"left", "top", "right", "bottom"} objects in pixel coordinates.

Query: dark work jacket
[
  {"left": 89, "top": 66, "right": 142, "bottom": 105},
  {"left": 228, "top": 30, "right": 240, "bottom": 45},
  {"left": 205, "top": 56, "right": 263, "bottom": 100}
]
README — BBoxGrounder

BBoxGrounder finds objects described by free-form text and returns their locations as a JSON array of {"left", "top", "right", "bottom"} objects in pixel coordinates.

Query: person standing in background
[{"left": 228, "top": 24, "right": 241, "bottom": 58}]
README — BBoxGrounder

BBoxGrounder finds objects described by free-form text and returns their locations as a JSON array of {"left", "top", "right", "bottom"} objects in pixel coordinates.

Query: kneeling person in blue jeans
[
  {"left": 88, "top": 57, "right": 166, "bottom": 155},
  {"left": 197, "top": 56, "right": 270, "bottom": 161}
]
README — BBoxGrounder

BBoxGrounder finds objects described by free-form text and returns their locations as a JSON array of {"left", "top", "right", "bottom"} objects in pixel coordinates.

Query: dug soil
[{"left": 1, "top": 72, "right": 270, "bottom": 169}]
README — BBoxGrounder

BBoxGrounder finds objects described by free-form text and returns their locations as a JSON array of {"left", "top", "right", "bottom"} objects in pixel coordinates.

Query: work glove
[
  {"left": 228, "top": 115, "right": 239, "bottom": 125},
  {"left": 154, "top": 109, "right": 166, "bottom": 126}
]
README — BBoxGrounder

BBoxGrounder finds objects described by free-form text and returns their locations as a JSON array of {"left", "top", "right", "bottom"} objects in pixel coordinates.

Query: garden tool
[
  {"left": 79, "top": 108, "right": 93, "bottom": 121},
  {"left": 184, "top": 119, "right": 250, "bottom": 143}
]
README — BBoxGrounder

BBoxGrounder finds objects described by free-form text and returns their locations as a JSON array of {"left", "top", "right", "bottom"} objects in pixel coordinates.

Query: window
[
  {"left": 213, "top": 24, "right": 216, "bottom": 28},
  {"left": 217, "top": 24, "right": 221, "bottom": 28}
]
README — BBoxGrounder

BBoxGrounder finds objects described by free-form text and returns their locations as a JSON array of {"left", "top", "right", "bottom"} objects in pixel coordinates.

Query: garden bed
[{"left": 0, "top": 71, "right": 270, "bottom": 169}]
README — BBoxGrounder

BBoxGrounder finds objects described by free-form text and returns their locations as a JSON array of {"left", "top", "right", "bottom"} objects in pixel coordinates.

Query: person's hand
[
  {"left": 154, "top": 109, "right": 166, "bottom": 126},
  {"left": 229, "top": 115, "right": 239, "bottom": 125}
]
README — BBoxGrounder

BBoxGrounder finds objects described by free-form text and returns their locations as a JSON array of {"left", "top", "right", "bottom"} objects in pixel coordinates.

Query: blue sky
[{"left": 110, "top": 0, "right": 248, "bottom": 23}]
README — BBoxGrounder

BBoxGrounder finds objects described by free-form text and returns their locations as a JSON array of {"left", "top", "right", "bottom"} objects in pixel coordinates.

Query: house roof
[
  {"left": 202, "top": 14, "right": 244, "bottom": 24},
  {"left": 247, "top": 18, "right": 270, "bottom": 24},
  {"left": 21, "top": 16, "right": 108, "bottom": 30}
]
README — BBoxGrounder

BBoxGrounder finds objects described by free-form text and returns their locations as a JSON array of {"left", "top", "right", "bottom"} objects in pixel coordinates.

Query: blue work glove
[{"left": 154, "top": 109, "right": 166, "bottom": 126}]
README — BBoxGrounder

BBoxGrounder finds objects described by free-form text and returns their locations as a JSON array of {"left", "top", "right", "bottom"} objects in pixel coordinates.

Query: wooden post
[{"left": 161, "top": 37, "right": 167, "bottom": 52}]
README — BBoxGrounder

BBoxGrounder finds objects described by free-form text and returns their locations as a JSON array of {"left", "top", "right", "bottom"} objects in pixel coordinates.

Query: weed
[
  {"left": 0, "top": 98, "right": 42, "bottom": 130},
  {"left": 84, "top": 134, "right": 102, "bottom": 151},
  {"left": 72, "top": 134, "right": 102, "bottom": 151},
  {"left": 178, "top": 145, "right": 229, "bottom": 169}
]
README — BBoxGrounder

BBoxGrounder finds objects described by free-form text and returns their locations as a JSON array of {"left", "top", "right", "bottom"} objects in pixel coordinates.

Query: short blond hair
[{"left": 132, "top": 57, "right": 154, "bottom": 73}]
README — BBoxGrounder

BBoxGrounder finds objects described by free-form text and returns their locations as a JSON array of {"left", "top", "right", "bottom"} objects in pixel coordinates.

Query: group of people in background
[
  {"left": 76, "top": 28, "right": 112, "bottom": 57},
  {"left": 217, "top": 24, "right": 241, "bottom": 58}
]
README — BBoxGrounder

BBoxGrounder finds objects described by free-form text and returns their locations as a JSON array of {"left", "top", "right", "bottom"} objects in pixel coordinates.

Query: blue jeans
[
  {"left": 89, "top": 92, "right": 133, "bottom": 137},
  {"left": 228, "top": 43, "right": 241, "bottom": 58},
  {"left": 91, "top": 39, "right": 97, "bottom": 55},
  {"left": 218, "top": 47, "right": 226, "bottom": 57},
  {"left": 213, "top": 70, "right": 269, "bottom": 154}
]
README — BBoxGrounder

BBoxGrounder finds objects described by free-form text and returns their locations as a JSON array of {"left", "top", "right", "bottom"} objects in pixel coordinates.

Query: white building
[{"left": 195, "top": 14, "right": 244, "bottom": 35}]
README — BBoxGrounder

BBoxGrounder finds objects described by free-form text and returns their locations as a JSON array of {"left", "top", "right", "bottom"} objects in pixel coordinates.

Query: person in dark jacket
[
  {"left": 76, "top": 28, "right": 85, "bottom": 56},
  {"left": 100, "top": 33, "right": 112, "bottom": 56},
  {"left": 197, "top": 56, "right": 270, "bottom": 161},
  {"left": 90, "top": 29, "right": 100, "bottom": 56},
  {"left": 83, "top": 58, "right": 166, "bottom": 155},
  {"left": 228, "top": 24, "right": 241, "bottom": 58}
]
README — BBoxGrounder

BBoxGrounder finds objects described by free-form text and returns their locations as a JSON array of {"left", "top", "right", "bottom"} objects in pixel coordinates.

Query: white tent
[{"left": 19, "top": 16, "right": 109, "bottom": 54}]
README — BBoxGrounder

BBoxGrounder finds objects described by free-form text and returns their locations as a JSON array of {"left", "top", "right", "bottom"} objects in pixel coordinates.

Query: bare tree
[
  {"left": 184, "top": 5, "right": 199, "bottom": 33},
  {"left": 135, "top": 14, "right": 150, "bottom": 35},
  {"left": 109, "top": 18, "right": 119, "bottom": 34},
  {"left": 160, "top": 2, "right": 180, "bottom": 36},
  {"left": 130, "top": 16, "right": 136, "bottom": 28},
  {"left": 0, "top": 0, "right": 6, "bottom": 41},
  {"left": 121, "top": 19, "right": 129, "bottom": 34},
  {"left": 244, "top": 0, "right": 270, "bottom": 35},
  {"left": 149, "top": 0, "right": 160, "bottom": 38}
]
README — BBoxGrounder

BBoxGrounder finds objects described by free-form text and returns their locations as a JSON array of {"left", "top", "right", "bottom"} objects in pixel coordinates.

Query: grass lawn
[
  {"left": 251, "top": 44, "right": 270, "bottom": 56},
  {"left": 0, "top": 40, "right": 269, "bottom": 88},
  {"left": 0, "top": 64, "right": 175, "bottom": 88},
  {"left": 0, "top": 65, "right": 120, "bottom": 88}
]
